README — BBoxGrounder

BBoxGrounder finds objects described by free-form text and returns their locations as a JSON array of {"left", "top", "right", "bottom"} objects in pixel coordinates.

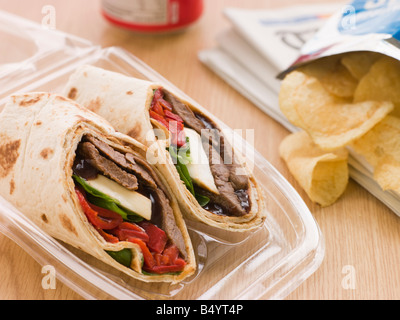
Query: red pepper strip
[
  {"left": 152, "top": 87, "right": 172, "bottom": 111},
  {"left": 174, "top": 258, "right": 187, "bottom": 267},
  {"left": 129, "top": 238, "right": 156, "bottom": 269},
  {"left": 91, "top": 204, "right": 124, "bottom": 229},
  {"left": 150, "top": 110, "right": 169, "bottom": 129},
  {"left": 168, "top": 120, "right": 184, "bottom": 133},
  {"left": 158, "top": 98, "right": 173, "bottom": 111},
  {"left": 162, "top": 256, "right": 171, "bottom": 266},
  {"left": 150, "top": 87, "right": 188, "bottom": 147},
  {"left": 164, "top": 245, "right": 186, "bottom": 267},
  {"left": 151, "top": 100, "right": 165, "bottom": 116},
  {"left": 168, "top": 120, "right": 186, "bottom": 147},
  {"left": 138, "top": 221, "right": 167, "bottom": 253},
  {"left": 151, "top": 88, "right": 163, "bottom": 108},
  {"left": 75, "top": 188, "right": 122, "bottom": 230},
  {"left": 153, "top": 252, "right": 171, "bottom": 266},
  {"left": 170, "top": 130, "right": 187, "bottom": 148},
  {"left": 154, "top": 253, "right": 163, "bottom": 266},
  {"left": 147, "top": 244, "right": 187, "bottom": 274},
  {"left": 149, "top": 264, "right": 185, "bottom": 274},
  {"left": 110, "top": 222, "right": 149, "bottom": 243},
  {"left": 176, "top": 131, "right": 187, "bottom": 148},
  {"left": 163, "top": 244, "right": 180, "bottom": 262},
  {"left": 164, "top": 109, "right": 183, "bottom": 123},
  {"left": 97, "top": 228, "right": 119, "bottom": 244}
]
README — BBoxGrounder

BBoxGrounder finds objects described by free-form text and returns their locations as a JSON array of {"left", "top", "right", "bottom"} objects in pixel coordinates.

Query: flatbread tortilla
[
  {"left": 64, "top": 65, "right": 267, "bottom": 232},
  {"left": 0, "top": 92, "right": 196, "bottom": 283}
]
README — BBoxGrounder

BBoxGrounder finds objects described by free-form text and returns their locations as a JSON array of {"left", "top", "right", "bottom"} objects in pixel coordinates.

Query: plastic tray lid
[
  {"left": 0, "top": 10, "right": 97, "bottom": 102},
  {"left": 0, "top": 11, "right": 325, "bottom": 300}
]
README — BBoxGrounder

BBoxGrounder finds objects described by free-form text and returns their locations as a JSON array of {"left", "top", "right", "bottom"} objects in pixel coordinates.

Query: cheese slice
[
  {"left": 184, "top": 128, "right": 219, "bottom": 194},
  {"left": 86, "top": 175, "right": 152, "bottom": 220}
]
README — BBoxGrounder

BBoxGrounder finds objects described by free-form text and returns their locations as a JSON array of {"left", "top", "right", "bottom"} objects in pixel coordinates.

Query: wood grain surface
[{"left": 0, "top": 0, "right": 399, "bottom": 300}]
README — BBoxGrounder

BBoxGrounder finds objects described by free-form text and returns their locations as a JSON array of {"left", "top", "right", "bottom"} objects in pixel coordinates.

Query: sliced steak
[
  {"left": 84, "top": 135, "right": 157, "bottom": 189},
  {"left": 208, "top": 145, "right": 247, "bottom": 217},
  {"left": 197, "top": 114, "right": 249, "bottom": 190},
  {"left": 154, "top": 188, "right": 187, "bottom": 259},
  {"left": 125, "top": 153, "right": 157, "bottom": 189},
  {"left": 84, "top": 135, "right": 131, "bottom": 170},
  {"left": 227, "top": 164, "right": 249, "bottom": 190},
  {"left": 78, "top": 142, "right": 138, "bottom": 190},
  {"left": 221, "top": 147, "right": 249, "bottom": 190},
  {"left": 162, "top": 89, "right": 205, "bottom": 133},
  {"left": 162, "top": 89, "right": 250, "bottom": 216}
]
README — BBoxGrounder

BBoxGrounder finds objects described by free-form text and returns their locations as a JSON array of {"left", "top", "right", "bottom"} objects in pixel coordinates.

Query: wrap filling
[
  {"left": 150, "top": 88, "right": 251, "bottom": 217},
  {"left": 72, "top": 134, "right": 188, "bottom": 275}
]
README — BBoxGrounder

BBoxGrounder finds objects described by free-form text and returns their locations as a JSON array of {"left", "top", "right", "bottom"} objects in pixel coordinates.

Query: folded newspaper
[
  {"left": 198, "top": 3, "right": 340, "bottom": 132},
  {"left": 198, "top": 2, "right": 400, "bottom": 217}
]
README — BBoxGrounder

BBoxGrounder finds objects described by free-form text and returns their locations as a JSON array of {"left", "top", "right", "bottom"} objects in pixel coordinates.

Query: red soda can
[{"left": 101, "top": 0, "right": 204, "bottom": 33}]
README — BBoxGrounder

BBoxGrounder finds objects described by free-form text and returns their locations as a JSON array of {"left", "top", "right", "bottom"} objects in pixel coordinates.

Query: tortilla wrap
[
  {"left": 64, "top": 65, "right": 267, "bottom": 232},
  {"left": 0, "top": 92, "right": 196, "bottom": 283}
]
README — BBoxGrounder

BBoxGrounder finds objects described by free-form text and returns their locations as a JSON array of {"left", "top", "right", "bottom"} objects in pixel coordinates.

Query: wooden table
[{"left": 0, "top": 0, "right": 399, "bottom": 300}]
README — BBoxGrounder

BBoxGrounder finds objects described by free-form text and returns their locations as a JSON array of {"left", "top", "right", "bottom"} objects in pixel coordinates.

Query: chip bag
[
  {"left": 280, "top": 0, "right": 400, "bottom": 78},
  {"left": 277, "top": 0, "right": 400, "bottom": 206}
]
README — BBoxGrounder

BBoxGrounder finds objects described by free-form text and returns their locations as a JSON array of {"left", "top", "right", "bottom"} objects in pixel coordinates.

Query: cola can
[{"left": 101, "top": 0, "right": 204, "bottom": 33}]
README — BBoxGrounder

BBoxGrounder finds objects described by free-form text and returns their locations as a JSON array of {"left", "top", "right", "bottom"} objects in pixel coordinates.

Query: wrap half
[
  {"left": 0, "top": 92, "right": 196, "bottom": 283},
  {"left": 64, "top": 65, "right": 267, "bottom": 232}
]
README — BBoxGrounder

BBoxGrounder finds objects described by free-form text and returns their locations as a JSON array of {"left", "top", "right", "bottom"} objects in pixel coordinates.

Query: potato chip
[
  {"left": 350, "top": 115, "right": 400, "bottom": 193},
  {"left": 279, "top": 70, "right": 394, "bottom": 150},
  {"left": 279, "top": 130, "right": 349, "bottom": 207},
  {"left": 354, "top": 56, "right": 400, "bottom": 117},
  {"left": 340, "top": 51, "right": 381, "bottom": 80},
  {"left": 298, "top": 55, "right": 358, "bottom": 98}
]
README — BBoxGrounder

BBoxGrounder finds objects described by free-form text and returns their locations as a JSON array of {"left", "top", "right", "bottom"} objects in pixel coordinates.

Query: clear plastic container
[{"left": 0, "top": 10, "right": 324, "bottom": 300}]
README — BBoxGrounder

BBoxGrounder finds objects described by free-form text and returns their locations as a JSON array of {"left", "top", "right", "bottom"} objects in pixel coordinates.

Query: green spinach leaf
[
  {"left": 106, "top": 249, "right": 132, "bottom": 268},
  {"left": 167, "top": 145, "right": 210, "bottom": 207}
]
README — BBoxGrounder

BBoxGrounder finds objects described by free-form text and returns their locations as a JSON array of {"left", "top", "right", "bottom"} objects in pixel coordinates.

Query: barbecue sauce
[{"left": 73, "top": 155, "right": 98, "bottom": 180}]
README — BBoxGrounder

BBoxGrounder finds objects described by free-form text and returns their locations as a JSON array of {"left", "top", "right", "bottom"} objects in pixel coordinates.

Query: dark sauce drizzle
[
  {"left": 73, "top": 155, "right": 98, "bottom": 180},
  {"left": 198, "top": 189, "right": 251, "bottom": 217}
]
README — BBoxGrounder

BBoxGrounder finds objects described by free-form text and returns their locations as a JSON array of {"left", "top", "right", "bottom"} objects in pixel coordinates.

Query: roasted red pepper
[
  {"left": 164, "top": 109, "right": 183, "bottom": 123},
  {"left": 75, "top": 188, "right": 122, "bottom": 230},
  {"left": 149, "top": 110, "right": 169, "bottom": 129},
  {"left": 139, "top": 221, "right": 167, "bottom": 253},
  {"left": 147, "top": 244, "right": 187, "bottom": 274},
  {"left": 151, "top": 100, "right": 165, "bottom": 116},
  {"left": 129, "top": 238, "right": 156, "bottom": 269},
  {"left": 97, "top": 228, "right": 119, "bottom": 244},
  {"left": 163, "top": 243, "right": 180, "bottom": 262},
  {"left": 158, "top": 98, "right": 172, "bottom": 111},
  {"left": 168, "top": 120, "right": 186, "bottom": 147},
  {"left": 75, "top": 186, "right": 186, "bottom": 274},
  {"left": 151, "top": 88, "right": 163, "bottom": 107},
  {"left": 150, "top": 263, "right": 186, "bottom": 274},
  {"left": 109, "top": 222, "right": 149, "bottom": 243},
  {"left": 150, "top": 88, "right": 187, "bottom": 148}
]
